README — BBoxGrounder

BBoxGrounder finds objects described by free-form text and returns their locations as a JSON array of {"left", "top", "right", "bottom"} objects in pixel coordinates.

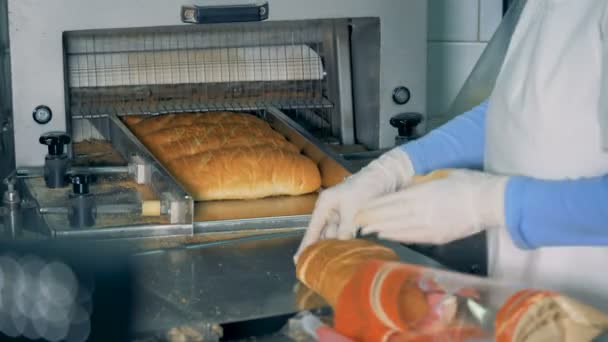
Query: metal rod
[
  {"left": 38, "top": 207, "right": 69, "bottom": 214},
  {"left": 70, "top": 166, "right": 130, "bottom": 174},
  {"left": 339, "top": 149, "right": 391, "bottom": 160},
  {"left": 194, "top": 215, "right": 309, "bottom": 233},
  {"left": 17, "top": 165, "right": 129, "bottom": 177},
  {"left": 132, "top": 230, "right": 304, "bottom": 257},
  {"left": 40, "top": 203, "right": 141, "bottom": 215},
  {"left": 53, "top": 224, "right": 192, "bottom": 240}
]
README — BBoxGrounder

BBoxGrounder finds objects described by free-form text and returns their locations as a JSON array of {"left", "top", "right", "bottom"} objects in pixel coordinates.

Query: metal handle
[
  {"left": 390, "top": 112, "right": 423, "bottom": 138},
  {"left": 69, "top": 173, "right": 97, "bottom": 195},
  {"left": 3, "top": 173, "right": 15, "bottom": 189},
  {"left": 181, "top": 2, "right": 269, "bottom": 24},
  {"left": 39, "top": 132, "right": 71, "bottom": 156}
]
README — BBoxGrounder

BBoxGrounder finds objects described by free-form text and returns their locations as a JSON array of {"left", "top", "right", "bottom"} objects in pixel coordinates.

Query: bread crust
[
  {"left": 128, "top": 112, "right": 267, "bottom": 136},
  {"left": 295, "top": 239, "right": 399, "bottom": 307},
  {"left": 167, "top": 146, "right": 321, "bottom": 201},
  {"left": 141, "top": 123, "right": 299, "bottom": 161},
  {"left": 122, "top": 112, "right": 321, "bottom": 200}
]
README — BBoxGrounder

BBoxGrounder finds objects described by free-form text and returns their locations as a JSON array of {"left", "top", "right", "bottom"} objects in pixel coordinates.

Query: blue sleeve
[
  {"left": 505, "top": 175, "right": 608, "bottom": 248},
  {"left": 402, "top": 100, "right": 488, "bottom": 175}
]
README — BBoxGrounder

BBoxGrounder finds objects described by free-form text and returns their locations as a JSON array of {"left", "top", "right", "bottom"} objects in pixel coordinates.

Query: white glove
[
  {"left": 354, "top": 169, "right": 509, "bottom": 245},
  {"left": 294, "top": 148, "right": 415, "bottom": 260}
]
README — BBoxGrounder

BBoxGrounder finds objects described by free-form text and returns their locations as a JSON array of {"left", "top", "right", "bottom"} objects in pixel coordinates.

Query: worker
[{"left": 296, "top": 0, "right": 608, "bottom": 311}]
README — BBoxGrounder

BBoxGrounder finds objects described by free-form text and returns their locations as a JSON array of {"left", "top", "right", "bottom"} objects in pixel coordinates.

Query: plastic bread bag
[
  {"left": 323, "top": 260, "right": 608, "bottom": 342},
  {"left": 494, "top": 289, "right": 608, "bottom": 342},
  {"left": 281, "top": 309, "right": 343, "bottom": 342}
]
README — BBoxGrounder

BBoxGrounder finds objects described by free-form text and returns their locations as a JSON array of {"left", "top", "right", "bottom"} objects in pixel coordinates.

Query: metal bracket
[
  {"left": 161, "top": 192, "right": 188, "bottom": 224},
  {"left": 128, "top": 155, "right": 152, "bottom": 185},
  {"left": 2, "top": 173, "right": 22, "bottom": 237}
]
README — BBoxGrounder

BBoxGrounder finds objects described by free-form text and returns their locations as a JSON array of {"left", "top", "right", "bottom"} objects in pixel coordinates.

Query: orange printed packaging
[
  {"left": 333, "top": 260, "right": 487, "bottom": 342},
  {"left": 496, "top": 289, "right": 608, "bottom": 342}
]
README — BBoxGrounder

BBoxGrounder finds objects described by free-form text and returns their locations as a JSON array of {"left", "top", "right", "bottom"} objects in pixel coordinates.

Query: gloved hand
[
  {"left": 294, "top": 148, "right": 415, "bottom": 261},
  {"left": 354, "top": 169, "right": 509, "bottom": 245}
]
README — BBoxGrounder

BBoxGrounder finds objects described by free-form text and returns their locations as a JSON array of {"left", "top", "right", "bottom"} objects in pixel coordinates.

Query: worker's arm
[
  {"left": 512, "top": 4, "right": 608, "bottom": 244},
  {"left": 506, "top": 176, "right": 608, "bottom": 248},
  {"left": 518, "top": 5, "right": 608, "bottom": 247},
  {"left": 297, "top": 100, "right": 489, "bottom": 256},
  {"left": 402, "top": 100, "right": 488, "bottom": 174}
]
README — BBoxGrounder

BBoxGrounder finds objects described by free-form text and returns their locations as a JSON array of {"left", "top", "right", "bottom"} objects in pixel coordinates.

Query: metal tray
[{"left": 110, "top": 106, "right": 354, "bottom": 233}]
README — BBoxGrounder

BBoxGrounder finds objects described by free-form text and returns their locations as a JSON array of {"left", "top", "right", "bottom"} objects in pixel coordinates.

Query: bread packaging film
[{"left": 291, "top": 240, "right": 608, "bottom": 342}]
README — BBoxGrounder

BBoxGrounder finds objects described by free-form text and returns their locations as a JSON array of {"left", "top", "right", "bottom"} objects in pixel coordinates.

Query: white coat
[{"left": 485, "top": 0, "right": 608, "bottom": 311}]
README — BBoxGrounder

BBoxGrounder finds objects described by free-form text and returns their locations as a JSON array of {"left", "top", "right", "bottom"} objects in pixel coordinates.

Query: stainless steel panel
[
  {"left": 351, "top": 18, "right": 381, "bottom": 149},
  {"left": 131, "top": 233, "right": 445, "bottom": 331},
  {"left": 0, "top": 0, "right": 13, "bottom": 180},
  {"left": 326, "top": 21, "right": 355, "bottom": 145},
  {"left": 9, "top": 0, "right": 427, "bottom": 166}
]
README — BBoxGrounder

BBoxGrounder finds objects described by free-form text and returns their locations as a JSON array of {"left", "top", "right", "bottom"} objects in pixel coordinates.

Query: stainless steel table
[{"left": 130, "top": 232, "right": 445, "bottom": 340}]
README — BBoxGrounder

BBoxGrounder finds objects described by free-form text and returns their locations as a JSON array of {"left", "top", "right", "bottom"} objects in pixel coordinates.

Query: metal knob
[
  {"left": 67, "top": 174, "right": 97, "bottom": 228},
  {"left": 390, "top": 112, "right": 423, "bottom": 140},
  {"left": 2, "top": 174, "right": 21, "bottom": 238},
  {"left": 69, "top": 174, "right": 97, "bottom": 195},
  {"left": 39, "top": 132, "right": 71, "bottom": 156},
  {"left": 3, "top": 176, "right": 15, "bottom": 193},
  {"left": 3, "top": 176, "right": 19, "bottom": 205}
]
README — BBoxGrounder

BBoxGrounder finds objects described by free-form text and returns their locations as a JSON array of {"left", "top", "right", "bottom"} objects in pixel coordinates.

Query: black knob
[
  {"left": 39, "top": 132, "right": 71, "bottom": 156},
  {"left": 69, "top": 174, "right": 96, "bottom": 195},
  {"left": 390, "top": 113, "right": 423, "bottom": 138}
]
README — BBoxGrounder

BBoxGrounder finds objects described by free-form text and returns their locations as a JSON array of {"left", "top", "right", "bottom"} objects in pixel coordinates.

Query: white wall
[{"left": 426, "top": 0, "right": 503, "bottom": 127}]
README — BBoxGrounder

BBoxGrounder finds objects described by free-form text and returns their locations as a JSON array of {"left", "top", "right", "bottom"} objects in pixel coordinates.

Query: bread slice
[
  {"left": 166, "top": 146, "right": 321, "bottom": 201},
  {"left": 295, "top": 239, "right": 399, "bottom": 307}
]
